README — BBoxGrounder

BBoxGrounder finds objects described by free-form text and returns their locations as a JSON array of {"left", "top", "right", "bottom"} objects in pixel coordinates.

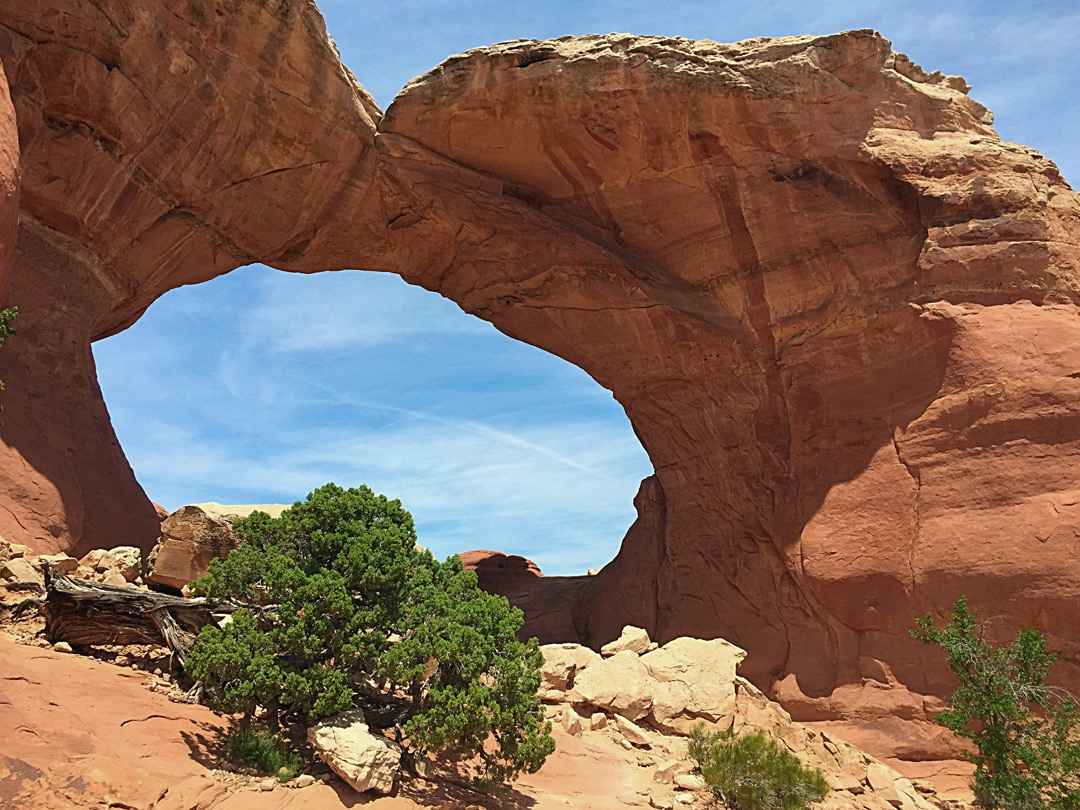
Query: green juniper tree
[
  {"left": 185, "top": 483, "right": 554, "bottom": 789},
  {"left": 912, "top": 597, "right": 1080, "bottom": 809}
]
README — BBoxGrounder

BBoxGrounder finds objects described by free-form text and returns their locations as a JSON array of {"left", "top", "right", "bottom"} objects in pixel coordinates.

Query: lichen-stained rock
[{"left": 148, "top": 506, "right": 242, "bottom": 590}]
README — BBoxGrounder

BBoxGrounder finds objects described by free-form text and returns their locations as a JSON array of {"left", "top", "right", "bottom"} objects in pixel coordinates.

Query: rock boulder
[
  {"left": 35, "top": 553, "right": 79, "bottom": 575},
  {"left": 307, "top": 709, "right": 401, "bottom": 795},
  {"left": 539, "top": 642, "right": 602, "bottom": 698},
  {"left": 147, "top": 506, "right": 242, "bottom": 590},
  {"left": 601, "top": 626, "right": 652, "bottom": 657},
  {"left": 570, "top": 649, "right": 654, "bottom": 722},
  {"left": 642, "top": 637, "right": 745, "bottom": 733},
  {"left": 80, "top": 547, "right": 141, "bottom": 582},
  {"left": 1, "top": 556, "right": 42, "bottom": 589},
  {"left": 459, "top": 549, "right": 543, "bottom": 594}
]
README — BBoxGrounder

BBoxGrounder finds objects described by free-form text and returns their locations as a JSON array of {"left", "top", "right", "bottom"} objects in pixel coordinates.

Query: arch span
[{"left": 3, "top": 1, "right": 1080, "bottom": 766}]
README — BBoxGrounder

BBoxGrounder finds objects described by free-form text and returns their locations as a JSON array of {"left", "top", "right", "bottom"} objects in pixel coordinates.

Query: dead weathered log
[
  {"left": 0, "top": 595, "right": 45, "bottom": 622},
  {"left": 42, "top": 572, "right": 218, "bottom": 665}
]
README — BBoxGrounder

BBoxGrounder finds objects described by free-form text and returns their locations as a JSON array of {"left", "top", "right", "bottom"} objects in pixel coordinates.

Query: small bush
[
  {"left": 912, "top": 596, "right": 1080, "bottom": 809},
  {"left": 0, "top": 306, "right": 15, "bottom": 351},
  {"left": 0, "top": 306, "right": 16, "bottom": 404},
  {"left": 688, "top": 725, "right": 829, "bottom": 810},
  {"left": 224, "top": 725, "right": 299, "bottom": 782}
]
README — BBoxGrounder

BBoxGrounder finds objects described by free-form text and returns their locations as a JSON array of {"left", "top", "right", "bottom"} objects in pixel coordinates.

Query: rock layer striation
[{"left": 2, "top": 1, "right": 1080, "bottom": 772}]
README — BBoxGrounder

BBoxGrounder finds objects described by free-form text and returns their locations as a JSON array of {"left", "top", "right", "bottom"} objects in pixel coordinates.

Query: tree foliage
[
  {"left": 687, "top": 725, "right": 829, "bottom": 810},
  {"left": 185, "top": 483, "right": 554, "bottom": 788},
  {"left": 0, "top": 306, "right": 16, "bottom": 396},
  {"left": 912, "top": 596, "right": 1080, "bottom": 809}
]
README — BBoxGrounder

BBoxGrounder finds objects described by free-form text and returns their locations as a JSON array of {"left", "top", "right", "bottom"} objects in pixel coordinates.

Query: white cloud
[
  {"left": 239, "top": 270, "right": 488, "bottom": 354},
  {"left": 113, "top": 409, "right": 648, "bottom": 575}
]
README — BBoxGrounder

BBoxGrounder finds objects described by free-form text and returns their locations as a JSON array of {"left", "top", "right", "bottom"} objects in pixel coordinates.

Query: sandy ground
[{"left": 0, "top": 631, "right": 661, "bottom": 809}]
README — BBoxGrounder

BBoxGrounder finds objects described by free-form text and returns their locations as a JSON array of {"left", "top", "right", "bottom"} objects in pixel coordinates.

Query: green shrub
[
  {"left": 186, "top": 483, "right": 554, "bottom": 789},
  {"left": 0, "top": 306, "right": 16, "bottom": 401},
  {"left": 224, "top": 724, "right": 299, "bottom": 782},
  {"left": 687, "top": 725, "right": 829, "bottom": 810},
  {"left": 0, "top": 307, "right": 15, "bottom": 347},
  {"left": 912, "top": 596, "right": 1080, "bottom": 809}
]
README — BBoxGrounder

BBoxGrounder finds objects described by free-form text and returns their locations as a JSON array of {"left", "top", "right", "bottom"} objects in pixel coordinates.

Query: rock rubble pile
[
  {"left": 536, "top": 627, "right": 943, "bottom": 810},
  {"left": 1, "top": 535, "right": 144, "bottom": 594}
]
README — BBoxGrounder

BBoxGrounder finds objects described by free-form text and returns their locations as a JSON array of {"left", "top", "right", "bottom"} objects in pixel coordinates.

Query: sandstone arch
[{"left": 3, "top": 0, "right": 1080, "bottom": 767}]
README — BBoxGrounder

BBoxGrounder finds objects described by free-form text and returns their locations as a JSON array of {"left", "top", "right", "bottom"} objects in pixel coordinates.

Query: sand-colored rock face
[{"left": 2, "top": 3, "right": 1080, "bottom": 769}]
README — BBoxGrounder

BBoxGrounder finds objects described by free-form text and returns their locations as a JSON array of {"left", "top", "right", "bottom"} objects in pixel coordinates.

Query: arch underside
[{"left": 2, "top": 3, "right": 1080, "bottom": 764}]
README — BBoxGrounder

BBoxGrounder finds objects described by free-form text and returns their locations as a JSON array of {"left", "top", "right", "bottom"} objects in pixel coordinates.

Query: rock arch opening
[
  {"left": 3, "top": 0, "right": 1080, "bottom": 768},
  {"left": 91, "top": 263, "right": 653, "bottom": 575}
]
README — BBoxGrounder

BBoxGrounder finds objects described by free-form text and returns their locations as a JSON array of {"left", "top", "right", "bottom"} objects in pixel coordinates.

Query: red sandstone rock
[
  {"left": 0, "top": 57, "right": 16, "bottom": 305},
  {"left": 0, "top": 632, "right": 226, "bottom": 808},
  {"left": 0, "top": 0, "right": 384, "bottom": 559},
  {"left": 148, "top": 505, "right": 243, "bottom": 590},
  {"left": 459, "top": 549, "right": 543, "bottom": 593},
  {"left": 0, "top": 5, "right": 1078, "bottom": 782},
  {"left": 377, "top": 34, "right": 1080, "bottom": 775}
]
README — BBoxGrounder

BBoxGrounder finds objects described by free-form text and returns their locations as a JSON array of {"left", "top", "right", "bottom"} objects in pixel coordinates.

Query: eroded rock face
[
  {"left": 1, "top": 3, "right": 1079, "bottom": 774},
  {"left": 459, "top": 549, "right": 543, "bottom": 593},
  {"left": 148, "top": 505, "right": 242, "bottom": 590},
  {"left": 376, "top": 32, "right": 1080, "bottom": 759},
  {"left": 0, "top": 0, "right": 385, "bottom": 559},
  {"left": 0, "top": 58, "right": 16, "bottom": 304}
]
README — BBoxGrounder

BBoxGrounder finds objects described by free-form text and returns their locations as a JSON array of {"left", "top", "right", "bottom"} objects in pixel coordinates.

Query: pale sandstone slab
[
  {"left": 571, "top": 650, "right": 654, "bottom": 722},
  {"left": 148, "top": 506, "right": 242, "bottom": 589},
  {"left": 601, "top": 626, "right": 652, "bottom": 657},
  {"left": 307, "top": 710, "right": 401, "bottom": 795}
]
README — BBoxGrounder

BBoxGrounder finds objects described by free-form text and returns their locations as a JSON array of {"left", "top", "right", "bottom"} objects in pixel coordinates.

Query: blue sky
[{"left": 93, "top": 0, "right": 1079, "bottom": 575}]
